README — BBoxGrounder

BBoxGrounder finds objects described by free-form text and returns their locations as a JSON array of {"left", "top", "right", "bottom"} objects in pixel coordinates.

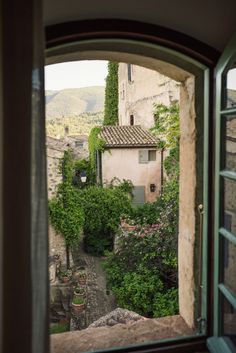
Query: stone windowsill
[{"left": 51, "top": 315, "right": 194, "bottom": 353}]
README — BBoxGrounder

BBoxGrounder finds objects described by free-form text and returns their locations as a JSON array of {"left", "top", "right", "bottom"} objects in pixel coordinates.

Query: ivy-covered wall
[{"left": 104, "top": 62, "right": 119, "bottom": 125}]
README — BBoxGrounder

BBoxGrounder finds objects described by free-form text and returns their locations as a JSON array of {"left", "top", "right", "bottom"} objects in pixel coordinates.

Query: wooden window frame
[{"left": 0, "top": 10, "right": 222, "bottom": 352}]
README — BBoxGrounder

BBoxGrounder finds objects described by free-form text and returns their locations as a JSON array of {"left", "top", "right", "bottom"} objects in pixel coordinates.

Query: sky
[
  {"left": 227, "top": 68, "right": 236, "bottom": 90},
  {"left": 45, "top": 60, "right": 236, "bottom": 91},
  {"left": 45, "top": 60, "right": 108, "bottom": 91}
]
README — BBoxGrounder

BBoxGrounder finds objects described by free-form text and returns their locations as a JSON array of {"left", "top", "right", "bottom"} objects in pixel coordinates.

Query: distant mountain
[{"left": 45, "top": 86, "right": 105, "bottom": 119}]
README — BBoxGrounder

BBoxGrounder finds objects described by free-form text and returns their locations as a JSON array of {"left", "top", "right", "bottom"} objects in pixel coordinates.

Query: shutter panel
[{"left": 139, "top": 150, "right": 148, "bottom": 163}]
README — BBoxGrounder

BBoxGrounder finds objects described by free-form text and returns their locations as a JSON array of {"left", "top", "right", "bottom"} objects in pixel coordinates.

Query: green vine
[
  {"left": 151, "top": 102, "right": 180, "bottom": 150},
  {"left": 104, "top": 61, "right": 119, "bottom": 125},
  {"left": 49, "top": 150, "right": 84, "bottom": 250},
  {"left": 88, "top": 127, "right": 106, "bottom": 178}
]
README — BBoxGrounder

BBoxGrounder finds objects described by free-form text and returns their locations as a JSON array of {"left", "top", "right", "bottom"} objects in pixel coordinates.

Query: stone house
[
  {"left": 97, "top": 64, "right": 178, "bottom": 204},
  {"left": 98, "top": 125, "right": 166, "bottom": 204},
  {"left": 118, "top": 63, "right": 180, "bottom": 129}
]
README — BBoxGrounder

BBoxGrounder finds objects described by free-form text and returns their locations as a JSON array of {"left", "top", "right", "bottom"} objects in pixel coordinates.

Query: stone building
[
  {"left": 46, "top": 135, "right": 89, "bottom": 198},
  {"left": 97, "top": 64, "right": 179, "bottom": 204},
  {"left": 98, "top": 125, "right": 166, "bottom": 203},
  {"left": 118, "top": 63, "right": 180, "bottom": 129}
]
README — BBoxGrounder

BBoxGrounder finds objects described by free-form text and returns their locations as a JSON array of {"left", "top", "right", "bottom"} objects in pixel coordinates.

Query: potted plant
[
  {"left": 77, "top": 270, "right": 87, "bottom": 285},
  {"left": 71, "top": 297, "right": 85, "bottom": 313},
  {"left": 59, "top": 269, "right": 72, "bottom": 283},
  {"left": 74, "top": 286, "right": 86, "bottom": 299}
]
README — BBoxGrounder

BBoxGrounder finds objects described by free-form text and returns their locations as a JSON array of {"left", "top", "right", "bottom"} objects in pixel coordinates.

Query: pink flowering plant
[{"left": 103, "top": 178, "right": 179, "bottom": 318}]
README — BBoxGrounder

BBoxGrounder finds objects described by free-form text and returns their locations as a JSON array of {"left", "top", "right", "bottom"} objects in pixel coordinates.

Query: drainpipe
[{"left": 160, "top": 148, "right": 164, "bottom": 194}]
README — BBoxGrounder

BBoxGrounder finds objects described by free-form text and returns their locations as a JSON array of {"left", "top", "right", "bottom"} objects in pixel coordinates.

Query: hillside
[
  {"left": 46, "top": 112, "right": 103, "bottom": 138},
  {"left": 45, "top": 86, "right": 105, "bottom": 119}
]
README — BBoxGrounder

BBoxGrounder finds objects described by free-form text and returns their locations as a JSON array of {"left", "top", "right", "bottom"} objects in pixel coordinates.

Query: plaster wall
[
  {"left": 178, "top": 76, "right": 196, "bottom": 329},
  {"left": 102, "top": 148, "right": 161, "bottom": 202},
  {"left": 118, "top": 63, "right": 179, "bottom": 129}
]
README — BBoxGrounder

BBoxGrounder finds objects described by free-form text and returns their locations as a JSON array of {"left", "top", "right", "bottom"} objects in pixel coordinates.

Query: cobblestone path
[{"left": 72, "top": 241, "right": 117, "bottom": 328}]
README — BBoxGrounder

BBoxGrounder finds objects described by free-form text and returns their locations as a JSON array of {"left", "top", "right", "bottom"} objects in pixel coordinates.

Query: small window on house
[
  {"left": 75, "top": 140, "right": 84, "bottom": 148},
  {"left": 130, "top": 115, "right": 134, "bottom": 125},
  {"left": 149, "top": 150, "right": 156, "bottom": 161},
  {"left": 139, "top": 149, "right": 156, "bottom": 163},
  {"left": 127, "top": 63, "right": 132, "bottom": 82}
]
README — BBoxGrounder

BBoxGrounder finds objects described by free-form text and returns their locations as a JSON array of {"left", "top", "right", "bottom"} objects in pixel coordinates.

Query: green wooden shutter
[{"left": 207, "top": 33, "right": 236, "bottom": 353}]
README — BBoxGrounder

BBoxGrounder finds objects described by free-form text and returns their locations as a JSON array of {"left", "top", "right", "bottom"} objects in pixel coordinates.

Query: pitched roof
[{"left": 99, "top": 125, "right": 157, "bottom": 148}]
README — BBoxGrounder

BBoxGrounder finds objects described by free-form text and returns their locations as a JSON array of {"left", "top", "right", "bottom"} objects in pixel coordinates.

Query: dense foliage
[
  {"left": 104, "top": 62, "right": 119, "bottom": 125},
  {"left": 88, "top": 127, "right": 106, "bottom": 179},
  {"left": 49, "top": 149, "right": 133, "bottom": 257},
  {"left": 78, "top": 186, "right": 132, "bottom": 255},
  {"left": 103, "top": 177, "right": 179, "bottom": 317},
  {"left": 103, "top": 102, "right": 180, "bottom": 318},
  {"left": 73, "top": 159, "right": 95, "bottom": 186},
  {"left": 151, "top": 102, "right": 179, "bottom": 150},
  {"left": 49, "top": 150, "right": 84, "bottom": 248}
]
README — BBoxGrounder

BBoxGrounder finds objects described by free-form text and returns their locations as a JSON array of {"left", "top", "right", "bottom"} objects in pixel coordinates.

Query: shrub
[
  {"left": 73, "top": 158, "right": 96, "bottom": 186},
  {"left": 78, "top": 186, "right": 132, "bottom": 255},
  {"left": 103, "top": 215, "right": 178, "bottom": 317},
  {"left": 103, "top": 169, "right": 179, "bottom": 317}
]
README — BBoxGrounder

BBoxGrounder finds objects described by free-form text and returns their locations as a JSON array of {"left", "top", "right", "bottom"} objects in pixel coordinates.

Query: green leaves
[
  {"left": 88, "top": 127, "right": 106, "bottom": 178},
  {"left": 151, "top": 102, "right": 180, "bottom": 150},
  {"left": 49, "top": 150, "right": 84, "bottom": 247},
  {"left": 78, "top": 186, "right": 132, "bottom": 255},
  {"left": 104, "top": 62, "right": 119, "bottom": 125}
]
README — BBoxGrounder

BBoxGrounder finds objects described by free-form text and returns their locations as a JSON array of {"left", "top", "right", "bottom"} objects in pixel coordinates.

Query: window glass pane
[
  {"left": 222, "top": 296, "right": 236, "bottom": 345},
  {"left": 222, "top": 178, "right": 236, "bottom": 235},
  {"left": 222, "top": 115, "right": 236, "bottom": 172},
  {"left": 222, "top": 56, "right": 236, "bottom": 109},
  {"left": 149, "top": 150, "right": 156, "bottom": 161},
  {"left": 222, "top": 237, "right": 236, "bottom": 297}
]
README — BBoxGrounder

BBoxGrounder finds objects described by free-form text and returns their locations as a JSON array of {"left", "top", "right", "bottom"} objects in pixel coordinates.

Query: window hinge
[{"left": 197, "top": 317, "right": 206, "bottom": 334}]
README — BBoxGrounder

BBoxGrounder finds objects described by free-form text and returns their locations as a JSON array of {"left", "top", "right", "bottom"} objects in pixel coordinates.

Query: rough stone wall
[
  {"left": 118, "top": 63, "right": 179, "bottom": 129},
  {"left": 46, "top": 135, "right": 89, "bottom": 199},
  {"left": 178, "top": 76, "right": 196, "bottom": 329},
  {"left": 51, "top": 315, "right": 194, "bottom": 353}
]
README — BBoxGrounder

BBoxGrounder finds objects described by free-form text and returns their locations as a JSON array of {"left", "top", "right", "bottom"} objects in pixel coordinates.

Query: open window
[
  {"left": 4, "top": 5, "right": 236, "bottom": 351},
  {"left": 45, "top": 29, "right": 211, "bottom": 352}
]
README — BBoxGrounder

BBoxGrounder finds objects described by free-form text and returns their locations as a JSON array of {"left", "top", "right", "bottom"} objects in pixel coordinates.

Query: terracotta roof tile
[{"left": 99, "top": 125, "right": 157, "bottom": 148}]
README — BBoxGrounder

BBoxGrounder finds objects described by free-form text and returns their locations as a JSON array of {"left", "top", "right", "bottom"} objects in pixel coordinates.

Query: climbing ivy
[
  {"left": 151, "top": 102, "right": 180, "bottom": 150},
  {"left": 151, "top": 102, "right": 180, "bottom": 178},
  {"left": 49, "top": 150, "right": 84, "bottom": 256},
  {"left": 88, "top": 127, "right": 106, "bottom": 178},
  {"left": 104, "top": 61, "right": 119, "bottom": 125}
]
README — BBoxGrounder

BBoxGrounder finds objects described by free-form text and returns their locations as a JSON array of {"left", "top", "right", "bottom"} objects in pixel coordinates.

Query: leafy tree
[
  {"left": 78, "top": 186, "right": 132, "bottom": 255},
  {"left": 104, "top": 62, "right": 119, "bottom": 125}
]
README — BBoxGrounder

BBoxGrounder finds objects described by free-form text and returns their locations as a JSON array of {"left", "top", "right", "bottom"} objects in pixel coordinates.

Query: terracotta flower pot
[
  {"left": 61, "top": 276, "right": 70, "bottom": 283},
  {"left": 72, "top": 302, "right": 85, "bottom": 313}
]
